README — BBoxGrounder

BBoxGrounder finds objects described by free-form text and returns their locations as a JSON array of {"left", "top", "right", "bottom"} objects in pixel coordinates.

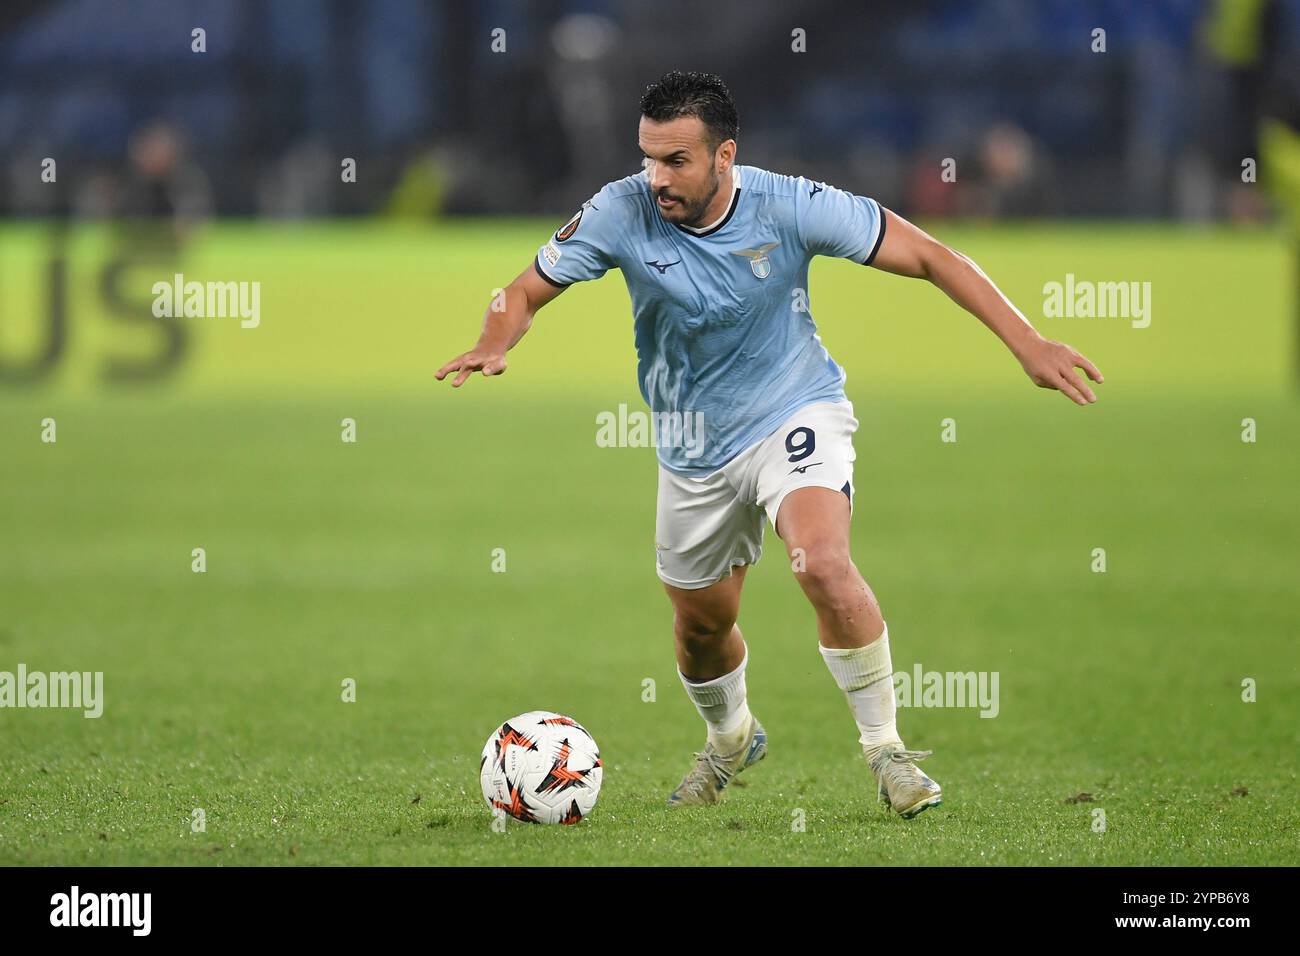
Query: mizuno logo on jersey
[
  {"left": 645, "top": 259, "right": 682, "bottom": 274},
  {"left": 730, "top": 241, "right": 780, "bottom": 279},
  {"left": 809, "top": 183, "right": 823, "bottom": 198}
]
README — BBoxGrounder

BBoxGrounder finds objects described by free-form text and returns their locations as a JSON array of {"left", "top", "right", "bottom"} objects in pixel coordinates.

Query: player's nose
[{"left": 648, "top": 166, "right": 670, "bottom": 192}]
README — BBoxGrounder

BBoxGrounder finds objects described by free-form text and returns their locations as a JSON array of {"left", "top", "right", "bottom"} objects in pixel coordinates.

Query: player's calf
[{"left": 792, "top": 552, "right": 885, "bottom": 650}]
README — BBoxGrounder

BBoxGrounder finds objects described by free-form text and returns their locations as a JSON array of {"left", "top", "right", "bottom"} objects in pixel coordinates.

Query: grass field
[{"left": 1, "top": 221, "right": 1297, "bottom": 865}]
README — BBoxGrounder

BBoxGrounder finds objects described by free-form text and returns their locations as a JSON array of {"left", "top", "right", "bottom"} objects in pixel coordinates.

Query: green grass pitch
[{"left": 0, "top": 221, "right": 1297, "bottom": 865}]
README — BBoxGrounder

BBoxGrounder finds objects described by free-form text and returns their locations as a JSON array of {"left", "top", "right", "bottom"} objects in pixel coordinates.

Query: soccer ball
[{"left": 479, "top": 711, "right": 603, "bottom": 825}]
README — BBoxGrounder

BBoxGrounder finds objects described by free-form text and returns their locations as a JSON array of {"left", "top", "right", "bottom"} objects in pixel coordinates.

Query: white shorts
[{"left": 654, "top": 399, "right": 859, "bottom": 589}]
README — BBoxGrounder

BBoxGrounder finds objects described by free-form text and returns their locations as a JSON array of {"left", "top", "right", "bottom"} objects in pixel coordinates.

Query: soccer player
[{"left": 437, "top": 71, "right": 1103, "bottom": 819}]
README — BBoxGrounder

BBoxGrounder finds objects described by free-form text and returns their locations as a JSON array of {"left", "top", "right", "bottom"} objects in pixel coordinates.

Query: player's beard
[{"left": 661, "top": 168, "right": 721, "bottom": 227}]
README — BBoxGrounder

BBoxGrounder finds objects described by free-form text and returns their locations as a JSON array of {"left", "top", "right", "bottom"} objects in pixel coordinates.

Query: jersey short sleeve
[
  {"left": 795, "top": 178, "right": 887, "bottom": 265},
  {"left": 534, "top": 189, "right": 622, "bottom": 287}
]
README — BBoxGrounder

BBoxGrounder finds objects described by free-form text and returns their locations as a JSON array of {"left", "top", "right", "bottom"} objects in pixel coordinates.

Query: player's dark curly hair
[{"left": 639, "top": 71, "right": 739, "bottom": 153}]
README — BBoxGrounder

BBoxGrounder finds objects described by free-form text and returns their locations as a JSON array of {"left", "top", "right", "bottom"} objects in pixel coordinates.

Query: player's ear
[{"left": 716, "top": 139, "right": 736, "bottom": 174}]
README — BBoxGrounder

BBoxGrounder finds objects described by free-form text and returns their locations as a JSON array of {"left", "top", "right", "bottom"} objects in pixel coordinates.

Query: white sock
[
  {"left": 678, "top": 643, "right": 752, "bottom": 753},
  {"left": 819, "top": 622, "right": 902, "bottom": 759}
]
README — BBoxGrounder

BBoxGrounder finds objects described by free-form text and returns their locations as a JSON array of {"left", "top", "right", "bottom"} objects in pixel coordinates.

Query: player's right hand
[
  {"left": 1015, "top": 335, "right": 1103, "bottom": 405},
  {"left": 436, "top": 350, "right": 508, "bottom": 388}
]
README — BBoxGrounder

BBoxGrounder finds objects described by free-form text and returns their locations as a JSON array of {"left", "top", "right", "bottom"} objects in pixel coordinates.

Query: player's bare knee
[
  {"left": 674, "top": 611, "right": 736, "bottom": 648},
  {"left": 801, "top": 558, "right": 875, "bottom": 620},
  {"left": 792, "top": 545, "right": 853, "bottom": 593}
]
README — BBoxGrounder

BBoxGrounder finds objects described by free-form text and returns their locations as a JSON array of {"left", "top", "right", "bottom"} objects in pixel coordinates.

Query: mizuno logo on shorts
[{"left": 788, "top": 461, "right": 824, "bottom": 475}]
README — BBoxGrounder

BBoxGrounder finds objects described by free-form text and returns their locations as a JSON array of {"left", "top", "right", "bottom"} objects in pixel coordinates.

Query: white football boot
[
  {"left": 868, "top": 744, "right": 942, "bottom": 819},
  {"left": 666, "top": 714, "right": 768, "bottom": 807}
]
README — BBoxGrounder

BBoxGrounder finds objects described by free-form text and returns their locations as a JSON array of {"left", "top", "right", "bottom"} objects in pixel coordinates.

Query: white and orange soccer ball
[{"left": 479, "top": 711, "right": 603, "bottom": 825}]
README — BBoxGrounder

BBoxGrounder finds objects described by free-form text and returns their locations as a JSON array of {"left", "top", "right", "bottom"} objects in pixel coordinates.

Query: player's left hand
[{"left": 1015, "top": 335, "right": 1104, "bottom": 405}]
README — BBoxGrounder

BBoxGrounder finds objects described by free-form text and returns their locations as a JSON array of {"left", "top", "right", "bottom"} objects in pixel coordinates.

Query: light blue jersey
[{"left": 534, "top": 163, "right": 885, "bottom": 477}]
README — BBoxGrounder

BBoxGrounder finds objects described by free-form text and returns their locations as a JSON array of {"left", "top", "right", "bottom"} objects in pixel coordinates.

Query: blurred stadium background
[
  {"left": 3, "top": 0, "right": 1300, "bottom": 389},
  {"left": 1, "top": 1, "right": 1297, "bottom": 865},
  {"left": 4, "top": 0, "right": 1300, "bottom": 220}
]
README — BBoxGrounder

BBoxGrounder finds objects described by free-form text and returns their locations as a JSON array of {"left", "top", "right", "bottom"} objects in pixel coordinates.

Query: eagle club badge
[{"left": 730, "top": 241, "right": 780, "bottom": 279}]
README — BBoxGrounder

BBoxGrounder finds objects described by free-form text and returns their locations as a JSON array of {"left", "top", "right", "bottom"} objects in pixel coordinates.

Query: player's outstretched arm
[
  {"left": 870, "top": 208, "right": 1104, "bottom": 405},
  {"left": 436, "top": 262, "right": 566, "bottom": 388}
]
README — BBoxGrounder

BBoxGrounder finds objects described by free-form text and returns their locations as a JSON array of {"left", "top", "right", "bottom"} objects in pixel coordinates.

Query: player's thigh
[
  {"left": 775, "top": 487, "right": 851, "bottom": 570},
  {"left": 662, "top": 564, "right": 748, "bottom": 638}
]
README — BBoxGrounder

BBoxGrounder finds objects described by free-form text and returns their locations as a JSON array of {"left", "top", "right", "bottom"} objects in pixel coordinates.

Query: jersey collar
[{"left": 674, "top": 165, "right": 742, "bottom": 238}]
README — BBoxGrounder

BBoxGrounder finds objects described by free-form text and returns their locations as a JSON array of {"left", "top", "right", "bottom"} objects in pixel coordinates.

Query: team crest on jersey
[{"left": 730, "top": 241, "right": 780, "bottom": 279}]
